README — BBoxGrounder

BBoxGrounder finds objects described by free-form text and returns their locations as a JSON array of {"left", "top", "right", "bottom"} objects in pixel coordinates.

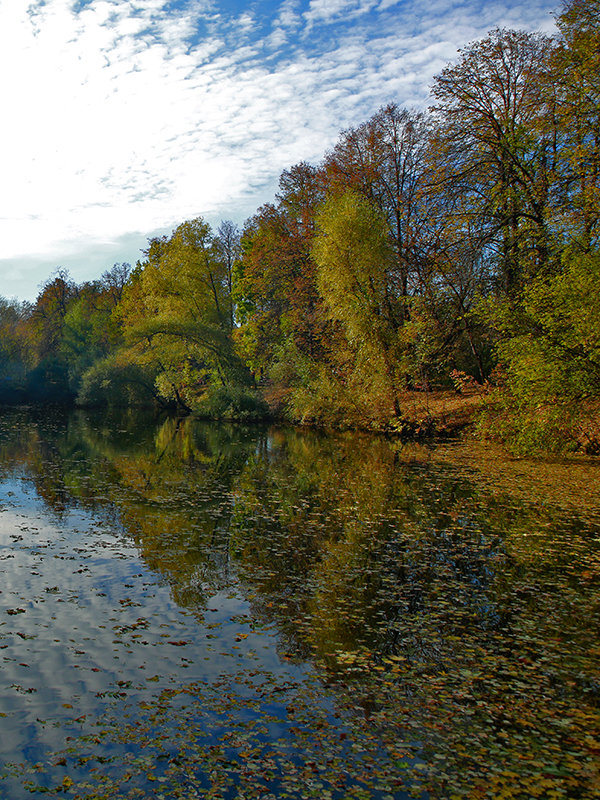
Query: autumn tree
[
  {"left": 313, "top": 190, "right": 406, "bottom": 419},
  {"left": 323, "top": 104, "right": 431, "bottom": 318},
  {"left": 430, "top": 28, "right": 555, "bottom": 294},
  {"left": 90, "top": 217, "right": 256, "bottom": 413},
  {"left": 477, "top": 248, "right": 600, "bottom": 452},
  {"left": 25, "top": 269, "right": 80, "bottom": 401},
  {"left": 30, "top": 268, "right": 79, "bottom": 359},
  {"left": 551, "top": 0, "right": 600, "bottom": 248},
  {"left": 0, "top": 297, "right": 31, "bottom": 402},
  {"left": 216, "top": 220, "right": 241, "bottom": 329},
  {"left": 60, "top": 273, "right": 129, "bottom": 393},
  {"left": 234, "top": 163, "right": 331, "bottom": 412}
]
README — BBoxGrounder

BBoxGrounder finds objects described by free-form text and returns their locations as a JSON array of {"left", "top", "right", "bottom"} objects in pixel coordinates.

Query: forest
[{"left": 0, "top": 0, "right": 598, "bottom": 455}]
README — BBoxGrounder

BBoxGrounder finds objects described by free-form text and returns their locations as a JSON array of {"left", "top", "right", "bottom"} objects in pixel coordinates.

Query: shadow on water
[{"left": 0, "top": 407, "right": 598, "bottom": 798}]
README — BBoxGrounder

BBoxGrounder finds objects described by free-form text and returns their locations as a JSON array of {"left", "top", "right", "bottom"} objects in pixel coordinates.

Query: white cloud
[
  {"left": 303, "top": 0, "right": 378, "bottom": 28},
  {"left": 276, "top": 0, "right": 302, "bottom": 30},
  {"left": 0, "top": 0, "right": 558, "bottom": 300}
]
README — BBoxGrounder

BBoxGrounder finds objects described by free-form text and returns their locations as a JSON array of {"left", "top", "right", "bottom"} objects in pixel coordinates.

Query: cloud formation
[{"left": 0, "top": 0, "right": 557, "bottom": 299}]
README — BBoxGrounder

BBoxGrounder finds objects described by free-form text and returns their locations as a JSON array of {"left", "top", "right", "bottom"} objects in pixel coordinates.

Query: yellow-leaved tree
[{"left": 78, "top": 218, "right": 258, "bottom": 415}]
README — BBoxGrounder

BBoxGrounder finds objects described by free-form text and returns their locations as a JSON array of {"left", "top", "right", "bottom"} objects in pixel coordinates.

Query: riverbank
[{"left": 388, "top": 386, "right": 485, "bottom": 438}]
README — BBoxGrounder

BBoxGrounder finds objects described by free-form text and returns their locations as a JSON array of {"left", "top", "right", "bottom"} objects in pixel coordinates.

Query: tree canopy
[{"left": 2, "top": 0, "right": 598, "bottom": 452}]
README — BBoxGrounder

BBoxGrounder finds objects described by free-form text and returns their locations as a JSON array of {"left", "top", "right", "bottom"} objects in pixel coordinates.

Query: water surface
[{"left": 0, "top": 407, "right": 598, "bottom": 798}]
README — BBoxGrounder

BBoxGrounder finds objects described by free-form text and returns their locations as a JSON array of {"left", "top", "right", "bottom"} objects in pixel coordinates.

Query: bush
[
  {"left": 76, "top": 355, "right": 159, "bottom": 407},
  {"left": 193, "top": 385, "right": 271, "bottom": 421}
]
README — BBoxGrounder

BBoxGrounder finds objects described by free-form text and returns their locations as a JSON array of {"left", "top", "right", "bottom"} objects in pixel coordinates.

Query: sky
[{"left": 0, "top": 0, "right": 558, "bottom": 302}]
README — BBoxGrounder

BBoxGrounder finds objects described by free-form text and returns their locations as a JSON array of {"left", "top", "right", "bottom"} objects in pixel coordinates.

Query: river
[{"left": 0, "top": 407, "right": 598, "bottom": 799}]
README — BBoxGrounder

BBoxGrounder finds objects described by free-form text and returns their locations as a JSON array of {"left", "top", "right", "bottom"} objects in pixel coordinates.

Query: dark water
[{"left": 0, "top": 407, "right": 598, "bottom": 799}]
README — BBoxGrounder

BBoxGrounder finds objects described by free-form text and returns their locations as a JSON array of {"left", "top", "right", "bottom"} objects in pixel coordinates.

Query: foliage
[
  {"left": 313, "top": 190, "right": 406, "bottom": 417},
  {"left": 2, "top": 2, "right": 600, "bottom": 450},
  {"left": 552, "top": 0, "right": 600, "bottom": 247},
  {"left": 115, "top": 217, "right": 251, "bottom": 411},
  {"left": 192, "top": 383, "right": 271, "bottom": 421},
  {"left": 477, "top": 248, "right": 600, "bottom": 452},
  {"left": 234, "top": 163, "right": 326, "bottom": 380},
  {"left": 76, "top": 352, "right": 161, "bottom": 407},
  {"left": 431, "top": 28, "right": 556, "bottom": 291},
  {"left": 0, "top": 297, "right": 31, "bottom": 402}
]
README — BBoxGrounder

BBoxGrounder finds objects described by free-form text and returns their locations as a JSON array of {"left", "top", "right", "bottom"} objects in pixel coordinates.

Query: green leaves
[{"left": 478, "top": 249, "right": 600, "bottom": 452}]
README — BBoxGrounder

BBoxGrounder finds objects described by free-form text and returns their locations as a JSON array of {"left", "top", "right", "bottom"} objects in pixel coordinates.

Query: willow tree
[
  {"left": 313, "top": 190, "right": 406, "bottom": 419},
  {"left": 101, "top": 217, "right": 249, "bottom": 411}
]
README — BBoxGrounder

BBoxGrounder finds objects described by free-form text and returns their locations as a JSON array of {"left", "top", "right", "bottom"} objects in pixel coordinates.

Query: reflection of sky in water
[
  {"left": 0, "top": 411, "right": 597, "bottom": 800},
  {"left": 0, "top": 476, "right": 299, "bottom": 770}
]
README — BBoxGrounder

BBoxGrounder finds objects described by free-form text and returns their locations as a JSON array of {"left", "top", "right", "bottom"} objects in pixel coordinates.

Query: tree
[
  {"left": 323, "top": 104, "right": 431, "bottom": 319},
  {"left": 100, "top": 263, "right": 131, "bottom": 307},
  {"left": 430, "top": 28, "right": 555, "bottom": 293},
  {"left": 235, "top": 163, "right": 328, "bottom": 391},
  {"left": 30, "top": 268, "right": 79, "bottom": 359},
  {"left": 114, "top": 217, "right": 249, "bottom": 411},
  {"left": 478, "top": 248, "right": 600, "bottom": 452},
  {"left": 216, "top": 221, "right": 241, "bottom": 329},
  {"left": 313, "top": 190, "right": 405, "bottom": 418},
  {"left": 60, "top": 279, "right": 125, "bottom": 393},
  {"left": 551, "top": 0, "right": 600, "bottom": 248},
  {"left": 0, "top": 297, "right": 31, "bottom": 402},
  {"left": 25, "top": 269, "right": 80, "bottom": 402}
]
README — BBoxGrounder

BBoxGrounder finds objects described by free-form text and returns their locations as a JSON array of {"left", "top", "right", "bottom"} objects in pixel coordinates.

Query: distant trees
[{"left": 0, "top": 297, "right": 30, "bottom": 402}]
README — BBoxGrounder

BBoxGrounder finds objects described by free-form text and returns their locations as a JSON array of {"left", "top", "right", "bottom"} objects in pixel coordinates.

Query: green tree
[
  {"left": 108, "top": 218, "right": 250, "bottom": 412},
  {"left": 323, "top": 104, "right": 431, "bottom": 320},
  {"left": 216, "top": 220, "right": 241, "bottom": 329},
  {"left": 60, "top": 269, "right": 130, "bottom": 393},
  {"left": 0, "top": 297, "right": 31, "bottom": 402},
  {"left": 478, "top": 248, "right": 600, "bottom": 452},
  {"left": 235, "top": 163, "right": 330, "bottom": 413},
  {"left": 313, "top": 190, "right": 405, "bottom": 418},
  {"left": 551, "top": 0, "right": 600, "bottom": 248},
  {"left": 26, "top": 269, "right": 80, "bottom": 402}
]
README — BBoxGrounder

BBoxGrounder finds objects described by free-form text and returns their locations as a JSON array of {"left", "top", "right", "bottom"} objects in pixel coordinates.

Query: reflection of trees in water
[
  {"left": 1, "top": 409, "right": 598, "bottom": 798},
  {"left": 2, "top": 408, "right": 586, "bottom": 667},
  {"left": 1, "top": 410, "right": 596, "bottom": 666},
  {"left": 228, "top": 430, "right": 512, "bottom": 671},
  {"left": 0, "top": 409, "right": 263, "bottom": 608}
]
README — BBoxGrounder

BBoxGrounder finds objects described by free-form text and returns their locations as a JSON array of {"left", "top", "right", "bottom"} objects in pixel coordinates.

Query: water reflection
[{"left": 0, "top": 407, "right": 598, "bottom": 798}]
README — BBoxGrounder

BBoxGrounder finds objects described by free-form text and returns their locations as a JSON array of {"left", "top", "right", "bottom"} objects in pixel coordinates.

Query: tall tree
[
  {"left": 323, "top": 104, "right": 431, "bottom": 318},
  {"left": 216, "top": 220, "right": 241, "bottom": 329},
  {"left": 115, "top": 218, "right": 246, "bottom": 411},
  {"left": 31, "top": 268, "right": 79, "bottom": 359},
  {"left": 313, "top": 190, "right": 404, "bottom": 417},
  {"left": 552, "top": 0, "right": 600, "bottom": 248},
  {"left": 430, "top": 28, "right": 555, "bottom": 293},
  {"left": 235, "top": 163, "right": 327, "bottom": 383}
]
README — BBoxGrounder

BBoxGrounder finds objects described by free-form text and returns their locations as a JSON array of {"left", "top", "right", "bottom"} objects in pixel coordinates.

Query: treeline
[{"left": 1, "top": 0, "right": 599, "bottom": 452}]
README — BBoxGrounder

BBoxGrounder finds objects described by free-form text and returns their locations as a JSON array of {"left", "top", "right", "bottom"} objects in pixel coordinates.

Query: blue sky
[{"left": 0, "top": 0, "right": 557, "bottom": 301}]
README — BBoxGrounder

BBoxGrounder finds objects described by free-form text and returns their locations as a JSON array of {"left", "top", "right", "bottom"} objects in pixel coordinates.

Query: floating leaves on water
[{"left": 0, "top": 410, "right": 598, "bottom": 798}]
